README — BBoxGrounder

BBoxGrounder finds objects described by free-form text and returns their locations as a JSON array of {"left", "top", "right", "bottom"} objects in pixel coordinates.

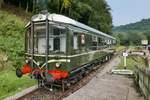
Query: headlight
[
  {"left": 37, "top": 62, "right": 40, "bottom": 66},
  {"left": 55, "top": 62, "right": 61, "bottom": 68},
  {"left": 25, "top": 60, "right": 29, "bottom": 64}
]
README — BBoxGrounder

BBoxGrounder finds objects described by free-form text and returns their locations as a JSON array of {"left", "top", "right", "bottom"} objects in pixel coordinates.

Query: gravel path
[{"left": 63, "top": 56, "right": 144, "bottom": 100}]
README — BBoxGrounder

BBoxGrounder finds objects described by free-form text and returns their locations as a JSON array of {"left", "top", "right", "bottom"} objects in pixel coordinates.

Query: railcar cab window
[
  {"left": 52, "top": 26, "right": 66, "bottom": 54},
  {"left": 26, "top": 27, "right": 31, "bottom": 53},
  {"left": 25, "top": 23, "right": 66, "bottom": 55}
]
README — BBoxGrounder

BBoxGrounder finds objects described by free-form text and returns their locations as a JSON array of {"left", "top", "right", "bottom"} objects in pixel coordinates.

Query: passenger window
[
  {"left": 73, "top": 33, "right": 78, "bottom": 50},
  {"left": 72, "top": 33, "right": 86, "bottom": 54},
  {"left": 78, "top": 33, "right": 86, "bottom": 52},
  {"left": 92, "top": 36, "right": 98, "bottom": 50},
  {"left": 98, "top": 38, "right": 102, "bottom": 49}
]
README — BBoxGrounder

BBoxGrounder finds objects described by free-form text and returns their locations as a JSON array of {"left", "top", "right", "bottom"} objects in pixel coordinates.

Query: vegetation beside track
[
  {"left": 0, "top": 10, "right": 36, "bottom": 99},
  {"left": 0, "top": 71, "right": 36, "bottom": 99},
  {"left": 117, "top": 46, "right": 149, "bottom": 70},
  {"left": 115, "top": 45, "right": 126, "bottom": 52},
  {"left": 117, "top": 56, "right": 147, "bottom": 70}
]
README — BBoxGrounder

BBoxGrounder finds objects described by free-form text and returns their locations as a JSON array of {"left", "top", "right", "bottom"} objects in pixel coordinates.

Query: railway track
[
  {"left": 10, "top": 53, "right": 114, "bottom": 100},
  {"left": 5, "top": 48, "right": 128, "bottom": 100},
  {"left": 18, "top": 61, "right": 108, "bottom": 100}
]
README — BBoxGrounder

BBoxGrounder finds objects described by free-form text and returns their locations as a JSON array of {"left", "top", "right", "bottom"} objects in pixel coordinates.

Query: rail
[{"left": 5, "top": 47, "right": 126, "bottom": 100}]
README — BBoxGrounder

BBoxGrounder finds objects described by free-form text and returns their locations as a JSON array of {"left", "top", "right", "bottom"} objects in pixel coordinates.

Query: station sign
[{"left": 123, "top": 52, "right": 128, "bottom": 57}]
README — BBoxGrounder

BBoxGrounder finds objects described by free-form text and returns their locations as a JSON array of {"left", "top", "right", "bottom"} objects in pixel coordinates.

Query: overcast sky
[{"left": 106, "top": 0, "right": 150, "bottom": 26}]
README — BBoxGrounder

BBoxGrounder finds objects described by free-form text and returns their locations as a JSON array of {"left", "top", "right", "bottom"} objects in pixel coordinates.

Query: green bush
[
  {"left": 0, "top": 10, "right": 25, "bottom": 69},
  {"left": 0, "top": 10, "right": 36, "bottom": 99},
  {"left": 118, "top": 56, "right": 148, "bottom": 70}
]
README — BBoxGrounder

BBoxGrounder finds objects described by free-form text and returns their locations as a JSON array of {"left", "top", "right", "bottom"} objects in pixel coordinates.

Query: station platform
[{"left": 63, "top": 57, "right": 144, "bottom": 100}]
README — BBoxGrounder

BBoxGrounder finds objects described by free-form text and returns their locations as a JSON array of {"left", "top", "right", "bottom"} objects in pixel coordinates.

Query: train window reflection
[{"left": 26, "top": 24, "right": 66, "bottom": 55}]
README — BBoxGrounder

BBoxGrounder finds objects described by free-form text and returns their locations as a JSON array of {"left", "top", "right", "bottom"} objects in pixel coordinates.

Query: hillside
[
  {"left": 113, "top": 18, "right": 150, "bottom": 33},
  {"left": 112, "top": 18, "right": 150, "bottom": 45},
  {"left": 0, "top": 10, "right": 36, "bottom": 99}
]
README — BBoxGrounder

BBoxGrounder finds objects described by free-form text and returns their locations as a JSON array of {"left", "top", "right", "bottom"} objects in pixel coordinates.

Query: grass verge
[
  {"left": 0, "top": 70, "right": 36, "bottom": 99},
  {"left": 0, "top": 10, "right": 36, "bottom": 99},
  {"left": 117, "top": 56, "right": 147, "bottom": 70},
  {"left": 115, "top": 45, "right": 126, "bottom": 52}
]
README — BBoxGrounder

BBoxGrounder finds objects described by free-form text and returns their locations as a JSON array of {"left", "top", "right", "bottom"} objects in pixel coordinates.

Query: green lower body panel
[{"left": 25, "top": 50, "right": 111, "bottom": 72}]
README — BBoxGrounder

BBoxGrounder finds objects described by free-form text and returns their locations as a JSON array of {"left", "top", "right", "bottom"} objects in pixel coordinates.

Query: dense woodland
[
  {"left": 113, "top": 18, "right": 150, "bottom": 45},
  {"left": 1, "top": 0, "right": 113, "bottom": 34},
  {"left": 0, "top": 0, "right": 150, "bottom": 45}
]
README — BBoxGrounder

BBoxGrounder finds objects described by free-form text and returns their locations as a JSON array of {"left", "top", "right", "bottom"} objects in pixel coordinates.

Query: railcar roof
[{"left": 26, "top": 13, "right": 115, "bottom": 40}]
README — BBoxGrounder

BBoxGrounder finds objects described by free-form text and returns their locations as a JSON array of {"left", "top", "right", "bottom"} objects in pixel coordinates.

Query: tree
[
  {"left": 60, "top": 0, "right": 72, "bottom": 13},
  {"left": 114, "top": 32, "right": 129, "bottom": 45},
  {"left": 143, "top": 30, "right": 150, "bottom": 44},
  {"left": 88, "top": 0, "right": 112, "bottom": 34},
  {"left": 0, "top": 0, "right": 4, "bottom": 8},
  {"left": 3, "top": 0, "right": 113, "bottom": 34}
]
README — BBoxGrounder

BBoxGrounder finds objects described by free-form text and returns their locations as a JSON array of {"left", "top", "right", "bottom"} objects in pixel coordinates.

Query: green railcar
[{"left": 16, "top": 11, "right": 116, "bottom": 87}]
